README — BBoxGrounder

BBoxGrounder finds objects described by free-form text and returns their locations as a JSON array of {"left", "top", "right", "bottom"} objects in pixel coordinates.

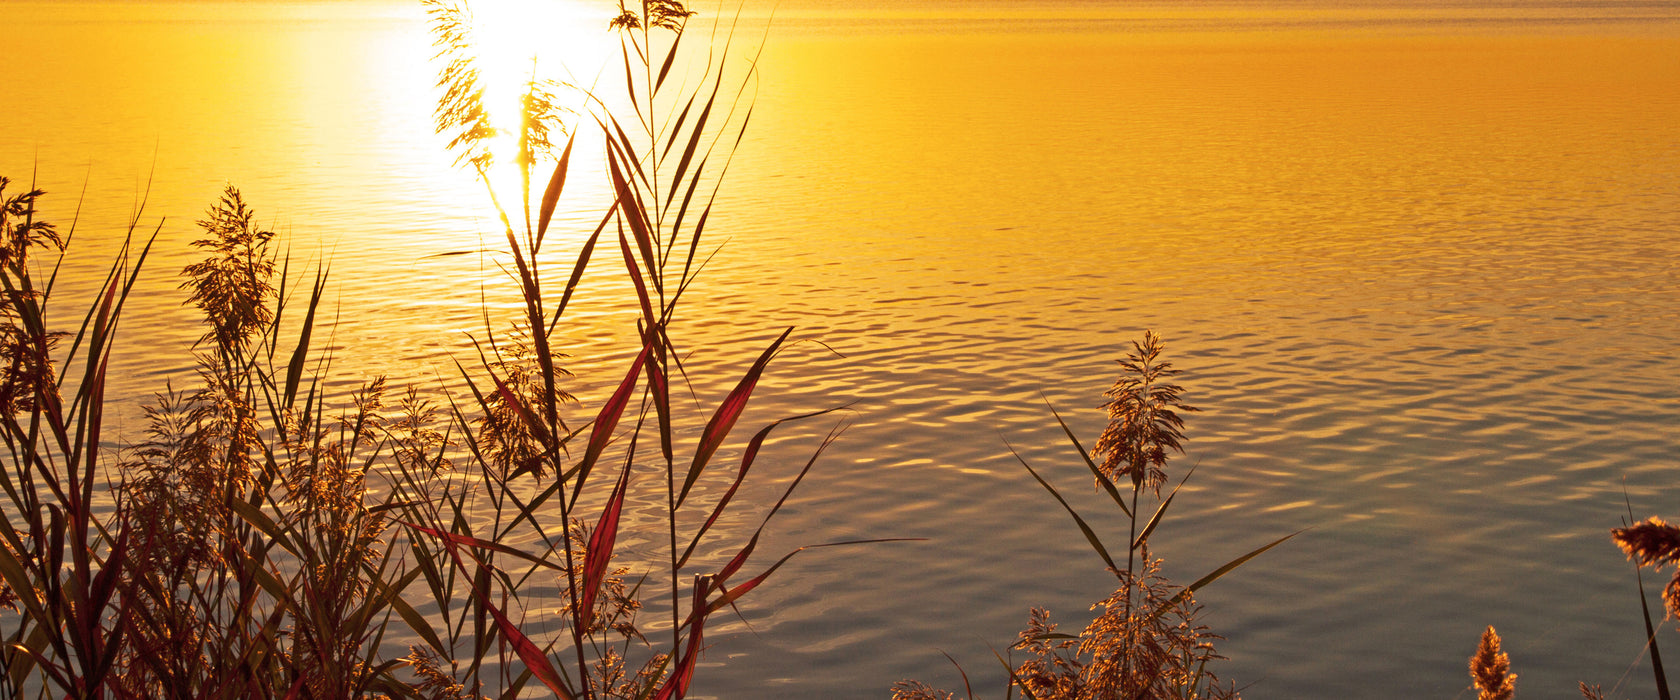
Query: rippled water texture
[{"left": 6, "top": 0, "right": 1680, "bottom": 696}]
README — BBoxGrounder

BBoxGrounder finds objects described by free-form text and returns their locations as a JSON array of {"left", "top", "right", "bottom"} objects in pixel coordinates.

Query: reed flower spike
[
  {"left": 1470, "top": 625, "right": 1517, "bottom": 700},
  {"left": 1094, "top": 330, "right": 1198, "bottom": 494}
]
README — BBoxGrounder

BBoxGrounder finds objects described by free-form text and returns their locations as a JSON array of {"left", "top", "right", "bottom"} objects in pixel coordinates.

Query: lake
[{"left": 5, "top": 0, "right": 1680, "bottom": 696}]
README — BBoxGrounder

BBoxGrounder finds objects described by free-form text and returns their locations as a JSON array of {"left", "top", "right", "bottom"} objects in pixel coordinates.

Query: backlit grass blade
[
  {"left": 548, "top": 206, "right": 611, "bottom": 332},
  {"left": 665, "top": 90, "right": 717, "bottom": 208},
  {"left": 535, "top": 131, "right": 577, "bottom": 244},
  {"left": 617, "top": 224, "right": 658, "bottom": 331},
  {"left": 402, "top": 522, "right": 564, "bottom": 573},
  {"left": 1636, "top": 563, "right": 1672, "bottom": 700},
  {"left": 649, "top": 342, "right": 674, "bottom": 464},
  {"left": 677, "top": 327, "right": 792, "bottom": 508},
  {"left": 1007, "top": 440, "right": 1118, "bottom": 574},
  {"left": 702, "top": 539, "right": 921, "bottom": 616},
  {"left": 1133, "top": 465, "right": 1196, "bottom": 550},
  {"left": 580, "top": 462, "right": 632, "bottom": 632},
  {"left": 283, "top": 267, "right": 326, "bottom": 409},
  {"left": 655, "top": 25, "right": 684, "bottom": 92},
  {"left": 676, "top": 406, "right": 848, "bottom": 569},
  {"left": 606, "top": 142, "right": 662, "bottom": 294},
  {"left": 992, "top": 645, "right": 1043, "bottom": 700},
  {"left": 575, "top": 340, "right": 651, "bottom": 497},
  {"left": 1149, "top": 531, "right": 1299, "bottom": 624},
  {"left": 1044, "top": 398, "right": 1130, "bottom": 519},
  {"left": 475, "top": 573, "right": 575, "bottom": 700},
  {"left": 651, "top": 581, "right": 708, "bottom": 700}
]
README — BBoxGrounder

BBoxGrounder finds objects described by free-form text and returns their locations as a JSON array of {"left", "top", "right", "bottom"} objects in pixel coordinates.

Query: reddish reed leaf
[
  {"left": 577, "top": 340, "right": 651, "bottom": 492},
  {"left": 703, "top": 539, "right": 920, "bottom": 616},
  {"left": 649, "top": 342, "right": 673, "bottom": 465},
  {"left": 652, "top": 581, "right": 710, "bottom": 700},
  {"left": 677, "top": 406, "right": 846, "bottom": 569},
  {"left": 580, "top": 462, "right": 632, "bottom": 631},
  {"left": 617, "top": 226, "right": 658, "bottom": 332},
  {"left": 678, "top": 328, "right": 793, "bottom": 508},
  {"left": 401, "top": 523, "right": 564, "bottom": 573},
  {"left": 480, "top": 590, "right": 575, "bottom": 700}
]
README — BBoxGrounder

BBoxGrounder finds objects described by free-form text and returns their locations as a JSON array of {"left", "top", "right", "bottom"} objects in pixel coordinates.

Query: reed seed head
[
  {"left": 1093, "top": 330, "right": 1197, "bottom": 495},
  {"left": 1469, "top": 625, "right": 1516, "bottom": 700}
]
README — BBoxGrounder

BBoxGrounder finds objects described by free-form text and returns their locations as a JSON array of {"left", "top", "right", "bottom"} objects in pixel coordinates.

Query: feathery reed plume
[
  {"left": 1580, "top": 682, "right": 1606, "bottom": 700},
  {"left": 890, "top": 680, "right": 959, "bottom": 700},
  {"left": 0, "top": 176, "right": 66, "bottom": 416},
  {"left": 1011, "top": 560, "right": 1237, "bottom": 700},
  {"left": 1470, "top": 626, "right": 1517, "bottom": 700},
  {"left": 1613, "top": 517, "right": 1680, "bottom": 618},
  {"left": 424, "top": 0, "right": 495, "bottom": 171},
  {"left": 184, "top": 184, "right": 275, "bottom": 357},
  {"left": 1094, "top": 330, "right": 1197, "bottom": 494},
  {"left": 610, "top": 0, "right": 694, "bottom": 31}
]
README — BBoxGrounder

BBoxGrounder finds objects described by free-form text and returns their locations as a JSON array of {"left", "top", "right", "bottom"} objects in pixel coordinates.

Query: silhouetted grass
[
  {"left": 0, "top": 1, "right": 905, "bottom": 698},
  {"left": 896, "top": 333, "right": 1294, "bottom": 700}
]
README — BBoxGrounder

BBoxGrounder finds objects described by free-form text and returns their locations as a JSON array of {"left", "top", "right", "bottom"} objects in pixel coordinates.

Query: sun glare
[{"left": 458, "top": 0, "right": 612, "bottom": 195}]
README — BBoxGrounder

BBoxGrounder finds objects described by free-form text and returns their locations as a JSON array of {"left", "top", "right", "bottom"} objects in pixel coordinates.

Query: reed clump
[
  {"left": 0, "top": 0, "right": 893, "bottom": 697},
  {"left": 896, "top": 332, "right": 1291, "bottom": 700}
]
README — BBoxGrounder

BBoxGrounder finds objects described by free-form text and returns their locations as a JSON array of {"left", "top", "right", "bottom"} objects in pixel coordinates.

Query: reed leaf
[
  {"left": 1008, "top": 441, "right": 1118, "bottom": 574},
  {"left": 676, "top": 405, "right": 848, "bottom": 569},
  {"left": 1133, "top": 465, "right": 1196, "bottom": 550},
  {"left": 283, "top": 268, "right": 326, "bottom": 410},
  {"left": 536, "top": 131, "right": 577, "bottom": 244},
  {"left": 1044, "top": 398, "right": 1130, "bottom": 519},
  {"left": 677, "top": 327, "right": 792, "bottom": 507},
  {"left": 1148, "top": 531, "right": 1299, "bottom": 624},
  {"left": 580, "top": 462, "right": 632, "bottom": 632}
]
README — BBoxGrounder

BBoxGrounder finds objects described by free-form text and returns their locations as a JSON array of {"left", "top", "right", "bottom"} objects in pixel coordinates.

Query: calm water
[{"left": 7, "top": 0, "right": 1680, "bottom": 696}]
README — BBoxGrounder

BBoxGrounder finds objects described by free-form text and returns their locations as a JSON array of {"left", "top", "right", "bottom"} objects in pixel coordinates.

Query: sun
[{"left": 456, "top": 0, "right": 615, "bottom": 193}]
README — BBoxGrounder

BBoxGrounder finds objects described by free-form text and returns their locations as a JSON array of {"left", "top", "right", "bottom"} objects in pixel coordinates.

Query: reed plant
[
  {"left": 895, "top": 332, "right": 1292, "bottom": 700},
  {"left": 0, "top": 0, "right": 888, "bottom": 697}
]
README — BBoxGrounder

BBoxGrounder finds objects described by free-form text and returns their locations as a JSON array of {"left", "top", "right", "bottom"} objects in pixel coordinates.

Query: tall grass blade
[
  {"left": 651, "top": 582, "right": 707, "bottom": 700},
  {"left": 702, "top": 539, "right": 921, "bottom": 615},
  {"left": 1133, "top": 465, "right": 1196, "bottom": 550},
  {"left": 676, "top": 406, "right": 847, "bottom": 569},
  {"left": 1149, "top": 531, "right": 1299, "bottom": 624},
  {"left": 617, "top": 227, "right": 658, "bottom": 330},
  {"left": 580, "top": 462, "right": 631, "bottom": 631},
  {"left": 283, "top": 268, "right": 326, "bottom": 409},
  {"left": 1044, "top": 398, "right": 1130, "bottom": 518},
  {"left": 677, "top": 327, "right": 792, "bottom": 507},
  {"left": 575, "top": 341, "right": 651, "bottom": 499},
  {"left": 655, "top": 28, "right": 684, "bottom": 92},
  {"left": 536, "top": 131, "right": 577, "bottom": 244},
  {"left": 1636, "top": 565, "right": 1672, "bottom": 700},
  {"left": 1007, "top": 441, "right": 1118, "bottom": 574}
]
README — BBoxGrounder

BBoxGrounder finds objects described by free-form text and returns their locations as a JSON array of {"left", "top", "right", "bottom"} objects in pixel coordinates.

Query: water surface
[{"left": 6, "top": 0, "right": 1680, "bottom": 696}]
